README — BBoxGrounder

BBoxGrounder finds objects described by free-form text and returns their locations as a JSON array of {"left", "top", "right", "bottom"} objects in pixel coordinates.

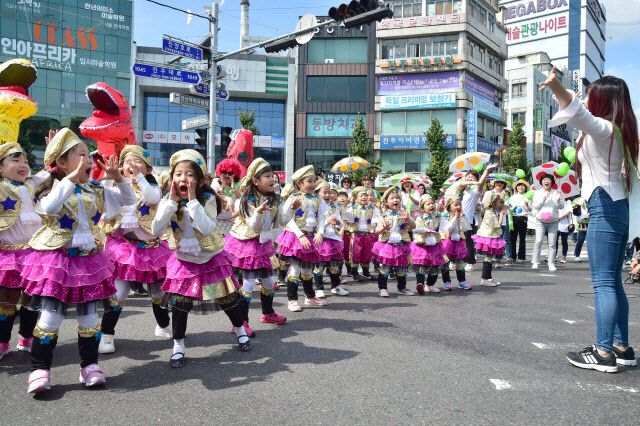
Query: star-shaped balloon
[
  {"left": 0, "top": 196, "right": 17, "bottom": 211},
  {"left": 91, "top": 211, "right": 102, "bottom": 226},
  {"left": 58, "top": 214, "right": 75, "bottom": 230},
  {"left": 139, "top": 204, "right": 151, "bottom": 216}
]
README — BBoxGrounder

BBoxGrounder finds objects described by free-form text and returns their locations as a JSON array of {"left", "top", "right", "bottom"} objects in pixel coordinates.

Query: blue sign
[
  {"left": 192, "top": 83, "right": 210, "bottom": 96},
  {"left": 477, "top": 138, "right": 499, "bottom": 155},
  {"left": 132, "top": 63, "right": 200, "bottom": 84},
  {"left": 216, "top": 89, "right": 230, "bottom": 101},
  {"left": 467, "top": 109, "right": 477, "bottom": 152},
  {"left": 162, "top": 38, "right": 203, "bottom": 61},
  {"left": 380, "top": 134, "right": 455, "bottom": 149}
]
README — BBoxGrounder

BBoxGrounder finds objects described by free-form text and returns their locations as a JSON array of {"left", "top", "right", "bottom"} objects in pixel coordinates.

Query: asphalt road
[{"left": 1, "top": 242, "right": 639, "bottom": 424}]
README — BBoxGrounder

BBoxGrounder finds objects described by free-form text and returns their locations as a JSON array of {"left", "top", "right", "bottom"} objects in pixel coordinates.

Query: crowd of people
[{"left": 0, "top": 60, "right": 637, "bottom": 397}]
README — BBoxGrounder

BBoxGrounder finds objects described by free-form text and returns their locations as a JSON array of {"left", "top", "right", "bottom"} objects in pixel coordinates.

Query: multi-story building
[
  {"left": 294, "top": 17, "right": 376, "bottom": 173},
  {"left": 374, "top": 0, "right": 508, "bottom": 172},
  {"left": 131, "top": 46, "right": 296, "bottom": 175},
  {"left": 0, "top": 0, "right": 133, "bottom": 166},
  {"left": 504, "top": 51, "right": 573, "bottom": 163},
  {"left": 500, "top": 0, "right": 606, "bottom": 93}
]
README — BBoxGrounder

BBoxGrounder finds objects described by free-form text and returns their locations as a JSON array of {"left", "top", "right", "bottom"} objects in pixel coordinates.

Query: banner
[
  {"left": 465, "top": 73, "right": 494, "bottom": 103},
  {"left": 467, "top": 110, "right": 477, "bottom": 152},
  {"left": 473, "top": 96, "right": 501, "bottom": 122},
  {"left": 377, "top": 71, "right": 460, "bottom": 96},
  {"left": 381, "top": 93, "right": 456, "bottom": 110},
  {"left": 380, "top": 134, "right": 455, "bottom": 149}
]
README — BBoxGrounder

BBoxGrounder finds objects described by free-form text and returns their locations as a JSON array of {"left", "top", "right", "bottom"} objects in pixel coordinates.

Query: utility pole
[{"left": 207, "top": 1, "right": 219, "bottom": 173}]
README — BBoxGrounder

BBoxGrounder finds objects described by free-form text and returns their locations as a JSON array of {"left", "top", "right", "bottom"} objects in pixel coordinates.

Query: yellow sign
[{"left": 535, "top": 130, "right": 544, "bottom": 161}]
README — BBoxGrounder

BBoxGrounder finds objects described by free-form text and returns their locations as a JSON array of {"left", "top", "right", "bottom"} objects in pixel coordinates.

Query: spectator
[{"left": 532, "top": 173, "right": 564, "bottom": 271}]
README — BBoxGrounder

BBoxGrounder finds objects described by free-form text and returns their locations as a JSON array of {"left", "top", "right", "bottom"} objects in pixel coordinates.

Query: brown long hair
[
  {"left": 575, "top": 76, "right": 639, "bottom": 192},
  {"left": 239, "top": 165, "right": 277, "bottom": 218}
]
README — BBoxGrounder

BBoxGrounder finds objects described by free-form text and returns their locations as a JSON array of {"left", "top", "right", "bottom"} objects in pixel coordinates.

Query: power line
[
  {"left": 218, "top": 10, "right": 287, "bottom": 33},
  {"left": 144, "top": 0, "right": 211, "bottom": 22}
]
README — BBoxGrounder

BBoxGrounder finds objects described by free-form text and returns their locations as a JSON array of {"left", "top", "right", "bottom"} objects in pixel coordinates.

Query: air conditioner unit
[{"left": 325, "top": 59, "right": 334, "bottom": 64}]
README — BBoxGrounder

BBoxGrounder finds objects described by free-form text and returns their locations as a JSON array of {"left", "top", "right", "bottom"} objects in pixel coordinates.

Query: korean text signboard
[
  {"left": 162, "top": 38, "right": 203, "bottom": 61},
  {"left": 377, "top": 71, "right": 460, "bottom": 96},
  {"left": 306, "top": 114, "right": 365, "bottom": 138},
  {"left": 473, "top": 97, "right": 501, "bottom": 122},
  {"left": 132, "top": 63, "right": 200, "bottom": 84},
  {"left": 380, "top": 133, "right": 455, "bottom": 149},
  {"left": 536, "top": 104, "right": 543, "bottom": 131},
  {"left": 378, "top": 13, "right": 462, "bottom": 30},
  {"left": 381, "top": 93, "right": 456, "bottom": 110},
  {"left": 465, "top": 73, "right": 494, "bottom": 104},
  {"left": 477, "top": 138, "right": 499, "bottom": 155},
  {"left": 467, "top": 109, "right": 477, "bottom": 152},
  {"left": 503, "top": 0, "right": 570, "bottom": 44}
]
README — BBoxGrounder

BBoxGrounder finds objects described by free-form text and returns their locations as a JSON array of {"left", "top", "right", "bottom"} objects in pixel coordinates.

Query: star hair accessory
[
  {"left": 169, "top": 149, "right": 207, "bottom": 176},
  {"left": 43, "top": 128, "right": 83, "bottom": 167},
  {"left": 119, "top": 145, "right": 151, "bottom": 167}
]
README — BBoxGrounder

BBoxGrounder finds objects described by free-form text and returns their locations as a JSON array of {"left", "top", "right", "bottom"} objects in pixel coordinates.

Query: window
[
  {"left": 380, "top": 35, "right": 459, "bottom": 59},
  {"left": 426, "top": 0, "right": 462, "bottom": 15},
  {"left": 512, "top": 112, "right": 526, "bottom": 126},
  {"left": 468, "top": 37, "right": 485, "bottom": 63},
  {"left": 306, "top": 76, "right": 367, "bottom": 102},
  {"left": 307, "top": 38, "right": 367, "bottom": 64},
  {"left": 305, "top": 149, "right": 349, "bottom": 170},
  {"left": 467, "top": 0, "right": 495, "bottom": 31},
  {"left": 511, "top": 82, "right": 527, "bottom": 98},
  {"left": 380, "top": 150, "right": 433, "bottom": 173},
  {"left": 381, "top": 110, "right": 457, "bottom": 134},
  {"left": 488, "top": 51, "right": 503, "bottom": 75},
  {"left": 388, "top": 0, "right": 422, "bottom": 18}
]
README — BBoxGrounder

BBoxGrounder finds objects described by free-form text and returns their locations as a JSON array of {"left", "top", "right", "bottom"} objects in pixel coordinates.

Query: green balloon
[
  {"left": 563, "top": 146, "right": 576, "bottom": 159},
  {"left": 526, "top": 190, "right": 535, "bottom": 200},
  {"left": 567, "top": 151, "right": 576, "bottom": 164},
  {"left": 516, "top": 169, "right": 525, "bottom": 179},
  {"left": 474, "top": 164, "right": 484, "bottom": 172},
  {"left": 556, "top": 162, "right": 570, "bottom": 177}
]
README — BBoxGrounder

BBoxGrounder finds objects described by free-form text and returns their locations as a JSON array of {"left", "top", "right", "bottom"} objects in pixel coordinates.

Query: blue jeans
[
  {"left": 574, "top": 231, "right": 586, "bottom": 257},
  {"left": 586, "top": 187, "right": 629, "bottom": 352},
  {"left": 499, "top": 224, "right": 512, "bottom": 260}
]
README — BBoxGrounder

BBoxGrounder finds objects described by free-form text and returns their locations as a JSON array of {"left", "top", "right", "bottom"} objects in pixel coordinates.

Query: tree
[
  {"left": 17, "top": 122, "right": 37, "bottom": 168},
  {"left": 424, "top": 118, "right": 450, "bottom": 198},
  {"left": 238, "top": 107, "right": 261, "bottom": 135},
  {"left": 502, "top": 119, "right": 531, "bottom": 179},
  {"left": 346, "top": 113, "right": 381, "bottom": 184}
]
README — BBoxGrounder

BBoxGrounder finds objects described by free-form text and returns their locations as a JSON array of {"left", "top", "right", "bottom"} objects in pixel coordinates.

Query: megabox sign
[{"left": 503, "top": 0, "right": 569, "bottom": 22}]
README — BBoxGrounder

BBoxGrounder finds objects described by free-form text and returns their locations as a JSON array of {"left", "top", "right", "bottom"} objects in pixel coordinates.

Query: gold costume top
[
  {"left": 376, "top": 211, "right": 411, "bottom": 244},
  {"left": 345, "top": 204, "right": 377, "bottom": 234},
  {"left": 0, "top": 178, "right": 38, "bottom": 232},
  {"left": 230, "top": 193, "right": 294, "bottom": 241},
  {"left": 282, "top": 192, "right": 325, "bottom": 237},
  {"left": 101, "top": 176, "right": 160, "bottom": 236},
  {"left": 476, "top": 209, "right": 502, "bottom": 239},
  {"left": 413, "top": 214, "right": 441, "bottom": 245}
]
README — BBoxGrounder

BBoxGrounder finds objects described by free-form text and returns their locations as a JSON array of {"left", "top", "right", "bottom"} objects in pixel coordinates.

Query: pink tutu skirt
[
  {"left": 105, "top": 236, "right": 171, "bottom": 283},
  {"left": 22, "top": 249, "right": 116, "bottom": 304},
  {"left": 350, "top": 233, "right": 374, "bottom": 265},
  {"left": 276, "top": 230, "right": 320, "bottom": 263},
  {"left": 224, "top": 234, "right": 277, "bottom": 270},
  {"left": 410, "top": 242, "right": 445, "bottom": 267},
  {"left": 472, "top": 235, "right": 506, "bottom": 256},
  {"left": 162, "top": 251, "right": 238, "bottom": 301},
  {"left": 441, "top": 239, "right": 468, "bottom": 260},
  {"left": 318, "top": 238, "right": 344, "bottom": 262},
  {"left": 0, "top": 247, "right": 34, "bottom": 289},
  {"left": 372, "top": 241, "right": 410, "bottom": 267}
]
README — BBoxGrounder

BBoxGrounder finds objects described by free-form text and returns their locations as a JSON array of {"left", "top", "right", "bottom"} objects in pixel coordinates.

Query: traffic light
[
  {"left": 264, "top": 36, "right": 299, "bottom": 54},
  {"left": 220, "top": 126, "right": 232, "bottom": 157},
  {"left": 329, "top": 1, "right": 393, "bottom": 28},
  {"left": 195, "top": 128, "right": 208, "bottom": 158}
]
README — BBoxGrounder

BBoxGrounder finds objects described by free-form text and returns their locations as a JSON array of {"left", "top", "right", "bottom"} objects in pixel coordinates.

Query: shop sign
[
  {"left": 377, "top": 71, "right": 460, "bottom": 96},
  {"left": 378, "top": 13, "right": 461, "bottom": 30},
  {"left": 380, "top": 133, "right": 455, "bottom": 149},
  {"left": 381, "top": 93, "right": 456, "bottom": 110}
]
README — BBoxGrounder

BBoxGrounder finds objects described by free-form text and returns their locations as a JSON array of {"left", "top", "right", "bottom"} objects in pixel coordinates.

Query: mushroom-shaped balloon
[
  {"left": 556, "top": 162, "right": 570, "bottom": 177},
  {"left": 516, "top": 169, "right": 525, "bottom": 179}
]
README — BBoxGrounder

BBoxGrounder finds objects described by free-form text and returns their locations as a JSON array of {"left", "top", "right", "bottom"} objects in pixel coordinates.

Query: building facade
[
  {"left": 500, "top": 0, "right": 606, "bottom": 89},
  {"left": 374, "top": 0, "right": 508, "bottom": 172},
  {"left": 294, "top": 17, "right": 376, "bottom": 172},
  {"left": 504, "top": 52, "right": 573, "bottom": 163},
  {"left": 0, "top": 0, "right": 133, "bottom": 166},
  {"left": 131, "top": 46, "right": 295, "bottom": 176}
]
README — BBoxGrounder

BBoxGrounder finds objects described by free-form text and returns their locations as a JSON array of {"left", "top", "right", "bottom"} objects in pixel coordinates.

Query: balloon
[
  {"left": 563, "top": 146, "right": 576, "bottom": 159},
  {"left": 525, "top": 190, "right": 535, "bottom": 200},
  {"left": 474, "top": 164, "right": 484, "bottom": 172},
  {"left": 516, "top": 169, "right": 525, "bottom": 179},
  {"left": 567, "top": 151, "right": 576, "bottom": 164},
  {"left": 556, "top": 162, "right": 569, "bottom": 177}
]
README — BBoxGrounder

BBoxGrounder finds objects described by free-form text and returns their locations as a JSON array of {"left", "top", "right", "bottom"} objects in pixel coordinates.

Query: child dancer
[
  {"left": 98, "top": 146, "right": 172, "bottom": 354},
  {"left": 372, "top": 187, "right": 415, "bottom": 297},
  {"left": 23, "top": 128, "right": 136, "bottom": 393},
  {"left": 152, "top": 150, "right": 249, "bottom": 368},
  {"left": 441, "top": 195, "right": 473, "bottom": 290},
  {"left": 313, "top": 180, "right": 348, "bottom": 297},
  {"left": 275, "top": 184, "right": 295, "bottom": 286},
  {"left": 0, "top": 143, "right": 42, "bottom": 360},
  {"left": 411, "top": 194, "right": 445, "bottom": 294},
  {"left": 472, "top": 192, "right": 507, "bottom": 287},
  {"left": 225, "top": 158, "right": 296, "bottom": 334},
  {"left": 345, "top": 186, "right": 378, "bottom": 281},
  {"left": 276, "top": 166, "right": 327, "bottom": 312}
]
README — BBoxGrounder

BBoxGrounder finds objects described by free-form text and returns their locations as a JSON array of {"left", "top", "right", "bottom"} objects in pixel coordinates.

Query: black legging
[
  {"left": 557, "top": 231, "right": 569, "bottom": 258},
  {"left": 509, "top": 216, "right": 528, "bottom": 260}
]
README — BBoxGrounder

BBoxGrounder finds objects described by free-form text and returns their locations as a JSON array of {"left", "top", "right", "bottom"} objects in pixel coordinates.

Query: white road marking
[
  {"left": 490, "top": 379, "right": 512, "bottom": 390},
  {"left": 586, "top": 305, "right": 595, "bottom": 310},
  {"left": 531, "top": 342, "right": 575, "bottom": 349},
  {"left": 563, "top": 319, "right": 579, "bottom": 324},
  {"left": 576, "top": 382, "right": 639, "bottom": 394},
  {"left": 538, "top": 274, "right": 556, "bottom": 277}
]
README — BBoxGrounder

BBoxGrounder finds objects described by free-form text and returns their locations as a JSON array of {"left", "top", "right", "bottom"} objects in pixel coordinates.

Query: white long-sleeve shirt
[
  {"left": 549, "top": 92, "right": 625, "bottom": 202},
  {"left": 532, "top": 189, "right": 565, "bottom": 223},
  {"left": 107, "top": 174, "right": 162, "bottom": 242}
]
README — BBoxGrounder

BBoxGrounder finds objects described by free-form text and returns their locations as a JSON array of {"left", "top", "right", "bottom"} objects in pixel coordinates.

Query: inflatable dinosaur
[
  {"left": 0, "top": 59, "right": 38, "bottom": 144},
  {"left": 79, "top": 82, "right": 135, "bottom": 180},
  {"left": 226, "top": 129, "right": 254, "bottom": 178}
]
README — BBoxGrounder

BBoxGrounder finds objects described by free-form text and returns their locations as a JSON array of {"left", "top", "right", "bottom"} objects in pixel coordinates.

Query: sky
[{"left": 133, "top": 0, "right": 640, "bottom": 120}]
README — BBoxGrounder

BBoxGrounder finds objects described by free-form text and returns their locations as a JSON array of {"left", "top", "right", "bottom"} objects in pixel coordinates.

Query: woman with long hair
[{"left": 542, "top": 67, "right": 638, "bottom": 372}]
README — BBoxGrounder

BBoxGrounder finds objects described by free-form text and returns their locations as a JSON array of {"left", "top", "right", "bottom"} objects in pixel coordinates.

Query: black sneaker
[
  {"left": 612, "top": 346, "right": 637, "bottom": 366},
  {"left": 566, "top": 345, "right": 618, "bottom": 373}
]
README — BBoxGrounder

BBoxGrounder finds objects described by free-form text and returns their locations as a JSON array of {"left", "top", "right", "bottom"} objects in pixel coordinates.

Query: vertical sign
[
  {"left": 535, "top": 104, "right": 543, "bottom": 131},
  {"left": 535, "top": 131, "right": 544, "bottom": 162},
  {"left": 467, "top": 109, "right": 477, "bottom": 152},
  {"left": 572, "top": 70, "right": 582, "bottom": 95}
]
